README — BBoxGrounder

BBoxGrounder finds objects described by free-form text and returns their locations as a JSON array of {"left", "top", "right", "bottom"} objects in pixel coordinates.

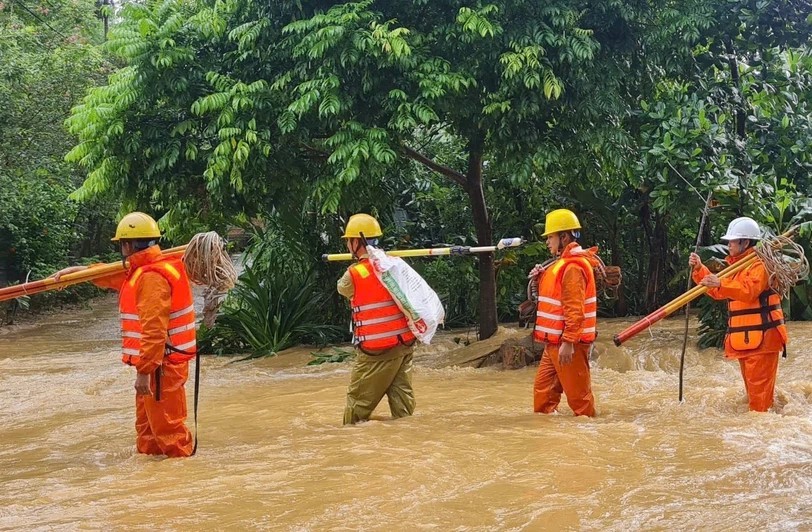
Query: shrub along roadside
[{"left": 198, "top": 265, "right": 345, "bottom": 359}]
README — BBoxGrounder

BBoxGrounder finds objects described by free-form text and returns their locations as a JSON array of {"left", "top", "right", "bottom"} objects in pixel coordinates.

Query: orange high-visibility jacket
[
  {"left": 534, "top": 244, "right": 597, "bottom": 345},
  {"left": 349, "top": 259, "right": 416, "bottom": 352},
  {"left": 693, "top": 248, "right": 787, "bottom": 358},
  {"left": 120, "top": 255, "right": 197, "bottom": 367}
]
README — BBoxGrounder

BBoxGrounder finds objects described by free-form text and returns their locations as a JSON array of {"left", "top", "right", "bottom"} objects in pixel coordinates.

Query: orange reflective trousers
[
  {"left": 136, "top": 362, "right": 194, "bottom": 457},
  {"left": 738, "top": 352, "right": 779, "bottom": 412},
  {"left": 693, "top": 255, "right": 784, "bottom": 412},
  {"left": 533, "top": 343, "right": 595, "bottom": 417}
]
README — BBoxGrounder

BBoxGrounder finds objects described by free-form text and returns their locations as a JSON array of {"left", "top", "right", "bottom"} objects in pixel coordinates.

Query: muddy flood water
[{"left": 1, "top": 295, "right": 811, "bottom": 530}]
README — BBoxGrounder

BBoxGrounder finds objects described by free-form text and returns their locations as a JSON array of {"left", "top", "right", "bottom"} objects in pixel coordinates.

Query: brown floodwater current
[{"left": 1, "top": 296, "right": 811, "bottom": 530}]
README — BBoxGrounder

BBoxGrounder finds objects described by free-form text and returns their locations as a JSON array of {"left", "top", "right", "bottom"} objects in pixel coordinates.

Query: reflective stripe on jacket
[
  {"left": 120, "top": 256, "right": 197, "bottom": 366},
  {"left": 349, "top": 259, "right": 416, "bottom": 352},
  {"left": 534, "top": 250, "right": 597, "bottom": 345}
]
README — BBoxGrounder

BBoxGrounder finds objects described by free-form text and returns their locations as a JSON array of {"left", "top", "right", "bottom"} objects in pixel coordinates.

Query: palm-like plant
[{"left": 204, "top": 266, "right": 344, "bottom": 359}]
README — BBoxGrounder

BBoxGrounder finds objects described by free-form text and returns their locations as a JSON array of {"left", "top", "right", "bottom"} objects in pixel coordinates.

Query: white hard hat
[{"left": 721, "top": 217, "right": 761, "bottom": 241}]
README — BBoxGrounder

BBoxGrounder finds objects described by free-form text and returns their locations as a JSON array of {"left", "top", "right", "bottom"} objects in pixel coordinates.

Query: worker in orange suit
[
  {"left": 337, "top": 213, "right": 417, "bottom": 425},
  {"left": 54, "top": 212, "right": 196, "bottom": 457},
  {"left": 530, "top": 209, "right": 600, "bottom": 417},
  {"left": 689, "top": 216, "right": 787, "bottom": 412}
]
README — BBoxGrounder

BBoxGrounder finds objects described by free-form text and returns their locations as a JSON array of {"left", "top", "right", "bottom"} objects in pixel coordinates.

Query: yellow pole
[
  {"left": 613, "top": 226, "right": 797, "bottom": 346},
  {"left": 322, "top": 238, "right": 524, "bottom": 262},
  {"left": 0, "top": 247, "right": 186, "bottom": 302},
  {"left": 323, "top": 247, "right": 454, "bottom": 262}
]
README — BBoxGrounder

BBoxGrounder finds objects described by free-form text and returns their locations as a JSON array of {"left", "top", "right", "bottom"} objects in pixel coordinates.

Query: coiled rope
[
  {"left": 756, "top": 232, "right": 809, "bottom": 298},
  {"left": 182, "top": 231, "right": 238, "bottom": 327},
  {"left": 525, "top": 257, "right": 622, "bottom": 301}
]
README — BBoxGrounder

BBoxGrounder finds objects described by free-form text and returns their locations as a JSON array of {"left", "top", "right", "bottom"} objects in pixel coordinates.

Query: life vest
[
  {"left": 349, "top": 259, "right": 416, "bottom": 353},
  {"left": 726, "top": 263, "right": 788, "bottom": 352},
  {"left": 119, "top": 256, "right": 197, "bottom": 366},
  {"left": 534, "top": 256, "right": 597, "bottom": 345}
]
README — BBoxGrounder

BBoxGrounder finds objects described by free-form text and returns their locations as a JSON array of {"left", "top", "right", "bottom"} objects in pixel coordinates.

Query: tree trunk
[
  {"left": 465, "top": 135, "right": 497, "bottom": 340},
  {"left": 610, "top": 217, "right": 627, "bottom": 316},
  {"left": 700, "top": 214, "right": 712, "bottom": 247},
  {"left": 725, "top": 39, "right": 746, "bottom": 141},
  {"left": 401, "top": 138, "right": 497, "bottom": 339},
  {"left": 725, "top": 38, "right": 749, "bottom": 215},
  {"left": 641, "top": 198, "right": 668, "bottom": 312},
  {"left": 102, "top": 0, "right": 111, "bottom": 41}
]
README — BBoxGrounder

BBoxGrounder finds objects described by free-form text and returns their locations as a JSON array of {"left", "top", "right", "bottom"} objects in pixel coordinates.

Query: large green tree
[
  {"left": 65, "top": 0, "right": 812, "bottom": 337},
  {"left": 0, "top": 0, "right": 114, "bottom": 283},
  {"left": 551, "top": 0, "right": 812, "bottom": 312},
  {"left": 65, "top": 0, "right": 679, "bottom": 338}
]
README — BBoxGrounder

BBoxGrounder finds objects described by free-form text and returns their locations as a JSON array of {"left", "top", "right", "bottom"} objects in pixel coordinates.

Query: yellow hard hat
[
  {"left": 542, "top": 208, "right": 581, "bottom": 236},
  {"left": 111, "top": 212, "right": 161, "bottom": 241},
  {"left": 342, "top": 213, "right": 382, "bottom": 239}
]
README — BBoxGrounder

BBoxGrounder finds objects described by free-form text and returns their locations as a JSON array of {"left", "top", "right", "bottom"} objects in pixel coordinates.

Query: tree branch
[
  {"left": 298, "top": 141, "right": 329, "bottom": 160},
  {"left": 724, "top": 38, "right": 746, "bottom": 140},
  {"left": 402, "top": 145, "right": 467, "bottom": 188}
]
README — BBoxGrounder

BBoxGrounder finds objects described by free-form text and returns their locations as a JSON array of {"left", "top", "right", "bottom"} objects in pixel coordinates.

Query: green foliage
[
  {"left": 416, "top": 258, "right": 479, "bottom": 328},
  {"left": 63, "top": 0, "right": 657, "bottom": 337},
  {"left": 693, "top": 243, "right": 731, "bottom": 349},
  {"left": 57, "top": 0, "right": 812, "bottom": 345},
  {"left": 200, "top": 212, "right": 352, "bottom": 357},
  {"left": 0, "top": 173, "right": 77, "bottom": 279},
  {"left": 0, "top": 0, "right": 106, "bottom": 173},
  {"left": 203, "top": 265, "right": 344, "bottom": 359},
  {"left": 307, "top": 348, "right": 355, "bottom": 366},
  {"left": 696, "top": 291, "right": 728, "bottom": 349},
  {"left": 64, "top": 0, "right": 316, "bottom": 225},
  {"left": 0, "top": 0, "right": 117, "bottom": 317}
]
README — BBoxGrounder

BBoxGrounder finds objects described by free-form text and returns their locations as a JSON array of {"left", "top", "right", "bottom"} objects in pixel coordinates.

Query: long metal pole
[
  {"left": 322, "top": 238, "right": 524, "bottom": 262},
  {"left": 679, "top": 194, "right": 713, "bottom": 402}
]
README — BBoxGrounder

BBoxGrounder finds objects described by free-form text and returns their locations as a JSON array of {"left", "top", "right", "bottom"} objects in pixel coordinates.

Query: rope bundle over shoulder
[
  {"left": 525, "top": 257, "right": 622, "bottom": 302},
  {"left": 519, "top": 256, "right": 622, "bottom": 327},
  {"left": 756, "top": 232, "right": 809, "bottom": 298},
  {"left": 182, "top": 231, "right": 238, "bottom": 327},
  {"left": 592, "top": 256, "right": 622, "bottom": 298}
]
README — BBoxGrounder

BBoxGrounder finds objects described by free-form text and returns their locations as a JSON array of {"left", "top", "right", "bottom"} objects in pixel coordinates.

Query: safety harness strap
[
  {"left": 726, "top": 319, "right": 785, "bottom": 333},
  {"left": 727, "top": 304, "right": 782, "bottom": 317}
]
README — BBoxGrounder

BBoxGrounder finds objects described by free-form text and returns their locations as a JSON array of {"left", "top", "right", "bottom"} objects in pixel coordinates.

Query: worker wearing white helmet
[{"left": 689, "top": 217, "right": 788, "bottom": 412}]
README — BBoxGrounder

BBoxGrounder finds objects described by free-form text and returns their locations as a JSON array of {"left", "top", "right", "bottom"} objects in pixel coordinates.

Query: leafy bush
[
  {"left": 696, "top": 296, "right": 727, "bottom": 349},
  {"left": 0, "top": 173, "right": 116, "bottom": 321},
  {"left": 415, "top": 258, "right": 479, "bottom": 328},
  {"left": 0, "top": 173, "right": 78, "bottom": 281},
  {"left": 201, "top": 266, "right": 344, "bottom": 358}
]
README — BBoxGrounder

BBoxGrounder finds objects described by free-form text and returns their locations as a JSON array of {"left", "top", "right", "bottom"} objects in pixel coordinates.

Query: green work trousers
[{"left": 343, "top": 346, "right": 415, "bottom": 425}]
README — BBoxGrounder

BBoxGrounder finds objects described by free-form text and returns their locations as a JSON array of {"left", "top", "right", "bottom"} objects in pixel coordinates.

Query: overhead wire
[{"left": 11, "top": 0, "right": 67, "bottom": 39}]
